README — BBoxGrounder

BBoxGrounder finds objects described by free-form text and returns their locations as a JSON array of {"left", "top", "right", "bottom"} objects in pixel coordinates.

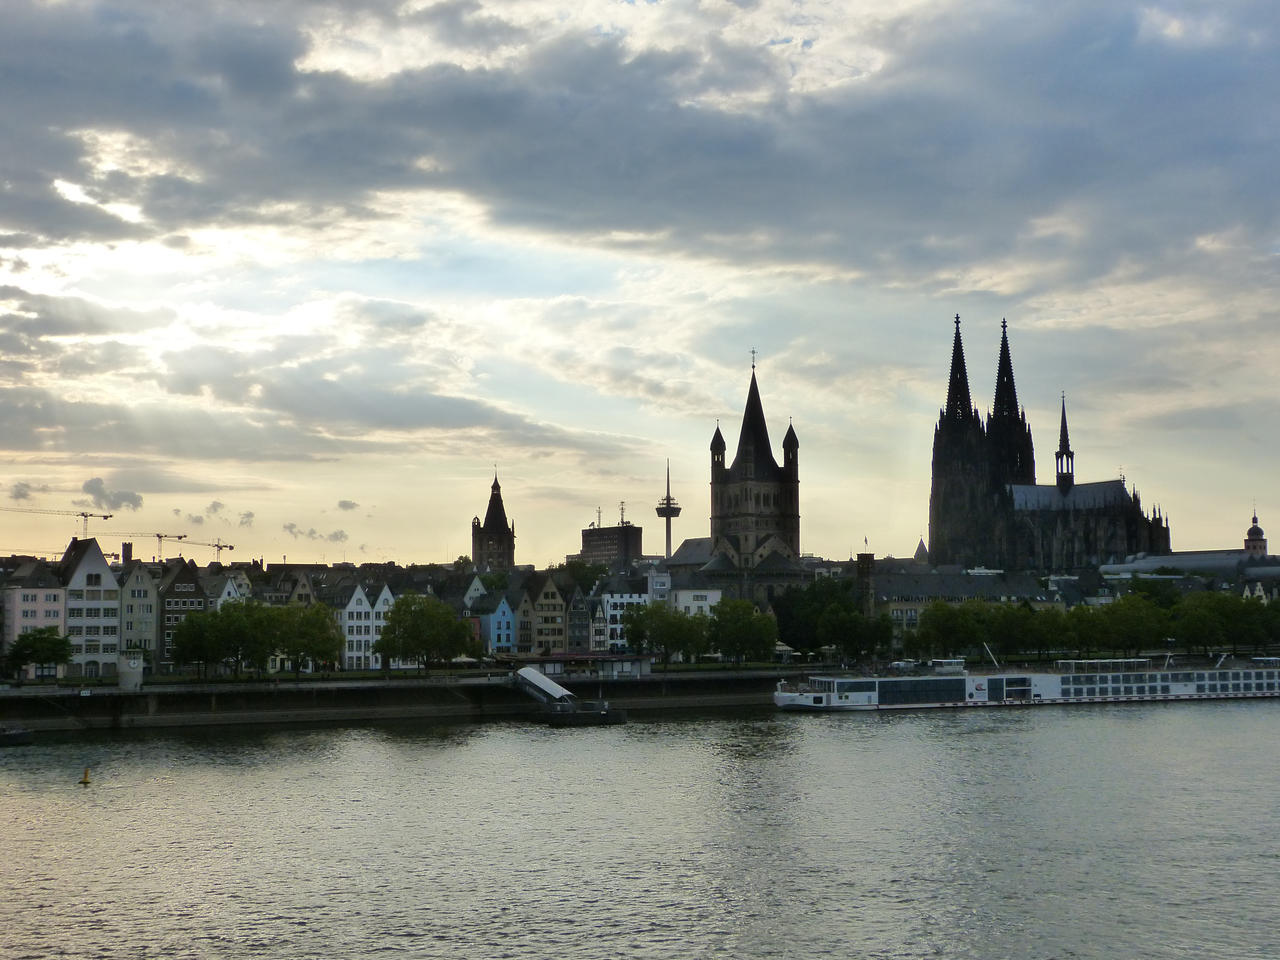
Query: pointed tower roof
[
  {"left": 944, "top": 314, "right": 975, "bottom": 420},
  {"left": 1057, "top": 395, "right": 1072, "bottom": 455},
  {"left": 481, "top": 474, "right": 510, "bottom": 532},
  {"left": 783, "top": 419, "right": 798, "bottom": 450},
  {"left": 992, "top": 318, "right": 1020, "bottom": 420},
  {"left": 710, "top": 423, "right": 725, "bottom": 453},
  {"left": 914, "top": 537, "right": 929, "bottom": 563},
  {"left": 728, "top": 370, "right": 780, "bottom": 477}
]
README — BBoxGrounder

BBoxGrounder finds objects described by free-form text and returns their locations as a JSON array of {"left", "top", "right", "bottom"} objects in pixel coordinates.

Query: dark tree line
[
  {"left": 772, "top": 578, "right": 894, "bottom": 664},
  {"left": 905, "top": 590, "right": 1280, "bottom": 664},
  {"left": 621, "top": 598, "right": 779, "bottom": 664},
  {"left": 173, "top": 600, "right": 343, "bottom": 678}
]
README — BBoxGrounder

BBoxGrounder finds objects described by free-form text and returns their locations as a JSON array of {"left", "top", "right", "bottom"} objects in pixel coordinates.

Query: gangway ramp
[{"left": 514, "top": 666, "right": 577, "bottom": 705}]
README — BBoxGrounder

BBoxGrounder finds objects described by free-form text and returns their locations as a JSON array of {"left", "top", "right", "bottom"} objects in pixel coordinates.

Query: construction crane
[
  {"left": 183, "top": 537, "right": 234, "bottom": 560},
  {"left": 0, "top": 507, "right": 113, "bottom": 536},
  {"left": 102, "top": 532, "right": 187, "bottom": 561}
]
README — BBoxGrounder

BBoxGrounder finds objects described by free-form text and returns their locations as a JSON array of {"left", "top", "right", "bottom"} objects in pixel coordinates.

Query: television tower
[{"left": 654, "top": 460, "right": 682, "bottom": 559}]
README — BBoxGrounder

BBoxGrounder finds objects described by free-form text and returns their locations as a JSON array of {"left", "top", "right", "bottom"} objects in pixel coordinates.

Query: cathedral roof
[
  {"left": 1009, "top": 479, "right": 1131, "bottom": 512},
  {"left": 727, "top": 370, "right": 781, "bottom": 479}
]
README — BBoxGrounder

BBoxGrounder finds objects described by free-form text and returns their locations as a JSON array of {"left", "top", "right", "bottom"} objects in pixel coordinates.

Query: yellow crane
[{"left": 0, "top": 507, "right": 113, "bottom": 536}]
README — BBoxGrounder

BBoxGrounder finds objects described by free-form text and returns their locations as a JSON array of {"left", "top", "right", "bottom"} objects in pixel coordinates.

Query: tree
[
  {"left": 172, "top": 610, "right": 226, "bottom": 679},
  {"left": 6, "top": 626, "right": 72, "bottom": 680},
  {"left": 374, "top": 593, "right": 475, "bottom": 674},
  {"left": 554, "top": 559, "right": 608, "bottom": 595},
  {"left": 708, "top": 599, "right": 777, "bottom": 663},
  {"left": 620, "top": 604, "right": 709, "bottom": 667},
  {"left": 278, "top": 603, "right": 344, "bottom": 678}
]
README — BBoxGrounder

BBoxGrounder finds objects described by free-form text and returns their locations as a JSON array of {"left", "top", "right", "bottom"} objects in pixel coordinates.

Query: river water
[{"left": 3, "top": 701, "right": 1278, "bottom": 960}]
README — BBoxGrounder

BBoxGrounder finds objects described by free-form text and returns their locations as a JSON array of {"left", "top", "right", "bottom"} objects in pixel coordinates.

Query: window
[
  {"left": 86, "top": 608, "right": 101, "bottom": 618},
  {"left": 45, "top": 610, "right": 59, "bottom": 619},
  {"left": 103, "top": 607, "right": 118, "bottom": 618},
  {"left": 86, "top": 573, "right": 102, "bottom": 586},
  {"left": 44, "top": 593, "right": 58, "bottom": 602}
]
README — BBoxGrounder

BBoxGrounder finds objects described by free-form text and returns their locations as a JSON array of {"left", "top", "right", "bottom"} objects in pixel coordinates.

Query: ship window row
[
  {"left": 1066, "top": 681, "right": 1280, "bottom": 697},
  {"left": 1067, "top": 685, "right": 1173, "bottom": 697},
  {"left": 1061, "top": 670, "right": 1277, "bottom": 686}
]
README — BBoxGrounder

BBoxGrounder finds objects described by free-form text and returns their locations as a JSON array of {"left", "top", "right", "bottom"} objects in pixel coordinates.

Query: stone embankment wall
[{"left": 0, "top": 671, "right": 797, "bottom": 731}]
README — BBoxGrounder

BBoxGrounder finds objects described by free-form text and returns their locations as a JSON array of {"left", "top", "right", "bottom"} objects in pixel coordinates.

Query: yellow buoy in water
[{"left": 79, "top": 767, "right": 91, "bottom": 786}]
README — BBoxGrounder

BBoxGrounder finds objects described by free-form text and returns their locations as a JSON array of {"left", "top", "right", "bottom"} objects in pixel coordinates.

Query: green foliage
[
  {"left": 5, "top": 626, "right": 73, "bottom": 677},
  {"left": 374, "top": 592, "right": 475, "bottom": 674},
  {"left": 772, "top": 577, "right": 863, "bottom": 655},
  {"left": 708, "top": 598, "right": 778, "bottom": 663},
  {"left": 618, "top": 603, "right": 708, "bottom": 665},
  {"left": 278, "top": 602, "right": 344, "bottom": 677},
  {"left": 553, "top": 559, "right": 608, "bottom": 595}
]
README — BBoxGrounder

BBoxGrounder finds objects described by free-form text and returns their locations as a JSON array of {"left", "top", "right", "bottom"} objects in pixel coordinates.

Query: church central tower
[{"left": 709, "top": 366, "right": 799, "bottom": 569}]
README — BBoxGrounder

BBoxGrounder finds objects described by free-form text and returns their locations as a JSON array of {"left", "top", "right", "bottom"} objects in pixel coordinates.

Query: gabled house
[
  {"left": 1, "top": 559, "right": 65, "bottom": 679},
  {"left": 58, "top": 538, "right": 121, "bottom": 679},
  {"left": 157, "top": 559, "right": 208, "bottom": 671},
  {"left": 117, "top": 561, "right": 159, "bottom": 669},
  {"left": 473, "top": 592, "right": 516, "bottom": 656}
]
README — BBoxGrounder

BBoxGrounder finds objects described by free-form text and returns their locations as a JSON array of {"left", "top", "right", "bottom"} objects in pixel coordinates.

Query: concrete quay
[{"left": 0, "top": 670, "right": 801, "bottom": 732}]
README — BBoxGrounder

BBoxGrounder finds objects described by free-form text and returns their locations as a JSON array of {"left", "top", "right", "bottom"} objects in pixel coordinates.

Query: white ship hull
[{"left": 775, "top": 661, "right": 1280, "bottom": 712}]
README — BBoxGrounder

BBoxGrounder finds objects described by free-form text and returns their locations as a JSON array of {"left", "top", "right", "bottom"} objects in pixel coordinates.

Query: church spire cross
[
  {"left": 751, "top": 347, "right": 757, "bottom": 370},
  {"left": 943, "top": 313, "right": 974, "bottom": 420}
]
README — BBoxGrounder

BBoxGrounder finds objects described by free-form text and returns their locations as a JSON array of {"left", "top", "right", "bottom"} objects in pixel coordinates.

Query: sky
[{"left": 0, "top": 0, "right": 1277, "bottom": 568}]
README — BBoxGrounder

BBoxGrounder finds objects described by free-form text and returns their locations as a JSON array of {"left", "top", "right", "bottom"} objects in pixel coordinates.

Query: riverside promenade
[{"left": 0, "top": 669, "right": 804, "bottom": 732}]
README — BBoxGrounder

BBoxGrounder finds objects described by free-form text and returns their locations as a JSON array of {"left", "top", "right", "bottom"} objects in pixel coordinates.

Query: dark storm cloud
[
  {"left": 1, "top": 0, "right": 1272, "bottom": 299},
  {"left": 408, "top": 0, "right": 528, "bottom": 49}
]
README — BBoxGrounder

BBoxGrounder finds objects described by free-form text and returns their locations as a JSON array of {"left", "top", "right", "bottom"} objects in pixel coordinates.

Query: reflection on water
[{"left": 4, "top": 702, "right": 1279, "bottom": 959}]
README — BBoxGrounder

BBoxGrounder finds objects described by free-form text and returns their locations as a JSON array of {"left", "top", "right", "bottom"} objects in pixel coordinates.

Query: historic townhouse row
[{"left": 0, "top": 537, "right": 725, "bottom": 678}]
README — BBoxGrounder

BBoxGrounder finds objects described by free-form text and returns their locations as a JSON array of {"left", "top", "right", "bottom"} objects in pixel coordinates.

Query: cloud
[
  {"left": 327, "top": 529, "right": 349, "bottom": 543},
  {"left": 239, "top": 511, "right": 255, "bottom": 527},
  {"left": 337, "top": 499, "right": 358, "bottom": 511},
  {"left": 9, "top": 481, "right": 49, "bottom": 501},
  {"left": 207, "top": 500, "right": 225, "bottom": 514},
  {"left": 81, "top": 476, "right": 143, "bottom": 511}
]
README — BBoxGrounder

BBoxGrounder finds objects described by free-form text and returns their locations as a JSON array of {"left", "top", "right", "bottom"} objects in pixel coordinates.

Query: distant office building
[{"left": 570, "top": 516, "right": 643, "bottom": 570}]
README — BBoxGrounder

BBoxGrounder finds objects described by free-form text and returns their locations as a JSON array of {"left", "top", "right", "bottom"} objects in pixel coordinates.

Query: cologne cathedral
[{"left": 928, "top": 317, "right": 1171, "bottom": 572}]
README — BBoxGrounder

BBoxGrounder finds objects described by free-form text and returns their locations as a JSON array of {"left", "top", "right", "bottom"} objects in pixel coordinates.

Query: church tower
[
  {"left": 471, "top": 474, "right": 516, "bottom": 571},
  {"left": 1055, "top": 395, "right": 1075, "bottom": 495},
  {"left": 928, "top": 316, "right": 991, "bottom": 566},
  {"left": 709, "top": 364, "right": 800, "bottom": 568},
  {"left": 1245, "top": 512, "right": 1267, "bottom": 559},
  {"left": 987, "top": 320, "right": 1036, "bottom": 487}
]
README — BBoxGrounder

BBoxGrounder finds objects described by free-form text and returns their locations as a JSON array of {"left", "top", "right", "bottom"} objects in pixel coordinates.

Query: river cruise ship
[{"left": 774, "top": 658, "right": 1280, "bottom": 712}]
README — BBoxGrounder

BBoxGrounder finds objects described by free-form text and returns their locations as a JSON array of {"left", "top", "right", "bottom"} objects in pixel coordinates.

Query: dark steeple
[
  {"left": 1055, "top": 395, "right": 1075, "bottom": 495},
  {"left": 482, "top": 474, "right": 509, "bottom": 532},
  {"left": 992, "top": 319, "right": 1019, "bottom": 420},
  {"left": 728, "top": 370, "right": 780, "bottom": 481},
  {"left": 472, "top": 473, "right": 516, "bottom": 571},
  {"left": 944, "top": 314, "right": 975, "bottom": 421},
  {"left": 986, "top": 318, "right": 1036, "bottom": 486}
]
